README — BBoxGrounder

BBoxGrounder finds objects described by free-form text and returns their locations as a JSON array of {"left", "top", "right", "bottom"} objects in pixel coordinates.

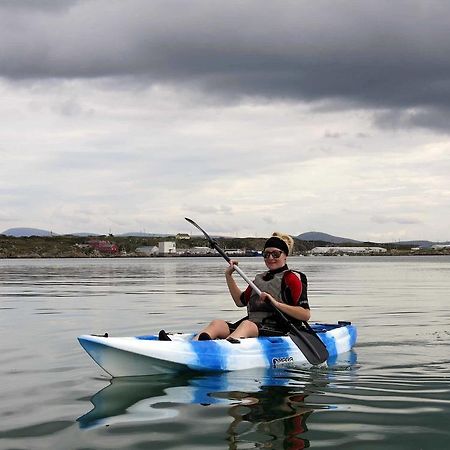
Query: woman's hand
[
  {"left": 259, "top": 292, "right": 278, "bottom": 305},
  {"left": 225, "top": 260, "right": 238, "bottom": 276},
  {"left": 261, "top": 292, "right": 311, "bottom": 321},
  {"left": 225, "top": 260, "right": 244, "bottom": 306}
]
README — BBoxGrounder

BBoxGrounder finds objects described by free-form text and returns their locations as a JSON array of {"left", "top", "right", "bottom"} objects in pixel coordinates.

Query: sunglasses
[{"left": 262, "top": 250, "right": 284, "bottom": 259}]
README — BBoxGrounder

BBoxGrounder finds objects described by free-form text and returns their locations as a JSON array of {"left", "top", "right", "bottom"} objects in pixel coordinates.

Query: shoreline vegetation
[{"left": 1, "top": 235, "right": 449, "bottom": 259}]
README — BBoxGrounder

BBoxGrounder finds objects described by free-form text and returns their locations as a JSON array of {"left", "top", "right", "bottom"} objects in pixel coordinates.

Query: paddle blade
[
  {"left": 288, "top": 329, "right": 329, "bottom": 365},
  {"left": 185, "top": 217, "right": 212, "bottom": 241}
]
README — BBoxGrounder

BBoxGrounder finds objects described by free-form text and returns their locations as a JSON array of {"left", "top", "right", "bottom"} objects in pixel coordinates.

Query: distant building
[
  {"left": 187, "top": 246, "right": 214, "bottom": 255},
  {"left": 88, "top": 239, "right": 119, "bottom": 254},
  {"left": 135, "top": 246, "right": 159, "bottom": 256},
  {"left": 310, "top": 246, "right": 387, "bottom": 255},
  {"left": 176, "top": 233, "right": 190, "bottom": 240},
  {"left": 159, "top": 241, "right": 176, "bottom": 256},
  {"left": 226, "top": 249, "right": 246, "bottom": 256}
]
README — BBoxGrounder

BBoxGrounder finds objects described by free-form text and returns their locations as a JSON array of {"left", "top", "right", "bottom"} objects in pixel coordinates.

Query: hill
[
  {"left": 393, "top": 240, "right": 434, "bottom": 248},
  {"left": 1, "top": 227, "right": 56, "bottom": 237},
  {"left": 1, "top": 228, "right": 173, "bottom": 238},
  {"left": 297, "top": 231, "right": 360, "bottom": 244}
]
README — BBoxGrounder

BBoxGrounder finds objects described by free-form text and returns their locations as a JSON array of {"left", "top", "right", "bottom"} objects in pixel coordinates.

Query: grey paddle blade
[
  {"left": 185, "top": 218, "right": 213, "bottom": 242},
  {"left": 288, "top": 329, "right": 329, "bottom": 365}
]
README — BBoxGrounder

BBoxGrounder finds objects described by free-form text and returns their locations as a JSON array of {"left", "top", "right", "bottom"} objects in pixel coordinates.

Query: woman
[{"left": 193, "top": 232, "right": 311, "bottom": 341}]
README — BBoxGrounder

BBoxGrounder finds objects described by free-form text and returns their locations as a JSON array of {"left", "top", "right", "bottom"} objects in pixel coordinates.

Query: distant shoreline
[
  {"left": 0, "top": 251, "right": 450, "bottom": 260},
  {"left": 1, "top": 234, "right": 449, "bottom": 259}
]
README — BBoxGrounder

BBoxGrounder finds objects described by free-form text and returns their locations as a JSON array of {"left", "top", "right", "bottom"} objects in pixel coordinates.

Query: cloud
[
  {"left": 1, "top": 0, "right": 450, "bottom": 133},
  {"left": 371, "top": 215, "right": 423, "bottom": 226},
  {"left": 375, "top": 107, "right": 450, "bottom": 134},
  {"left": 1, "top": 2, "right": 450, "bottom": 241}
]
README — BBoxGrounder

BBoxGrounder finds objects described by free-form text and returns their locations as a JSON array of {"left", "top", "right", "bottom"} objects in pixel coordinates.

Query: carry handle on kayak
[{"left": 185, "top": 217, "right": 329, "bottom": 365}]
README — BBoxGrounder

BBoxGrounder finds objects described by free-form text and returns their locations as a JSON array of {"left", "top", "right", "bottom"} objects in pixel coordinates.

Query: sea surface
[{"left": 0, "top": 255, "right": 449, "bottom": 449}]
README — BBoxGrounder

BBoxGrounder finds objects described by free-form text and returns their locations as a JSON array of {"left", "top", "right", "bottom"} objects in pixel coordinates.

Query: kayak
[
  {"left": 79, "top": 322, "right": 356, "bottom": 377},
  {"left": 78, "top": 322, "right": 356, "bottom": 377}
]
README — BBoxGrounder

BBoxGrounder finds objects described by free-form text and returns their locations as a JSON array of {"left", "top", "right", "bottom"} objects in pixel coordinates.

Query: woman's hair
[{"left": 264, "top": 232, "right": 294, "bottom": 256}]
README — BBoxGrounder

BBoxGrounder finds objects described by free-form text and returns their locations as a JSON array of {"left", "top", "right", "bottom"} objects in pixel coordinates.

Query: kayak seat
[{"left": 258, "top": 327, "right": 288, "bottom": 337}]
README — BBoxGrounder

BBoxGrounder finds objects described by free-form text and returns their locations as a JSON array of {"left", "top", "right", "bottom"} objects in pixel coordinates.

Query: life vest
[{"left": 247, "top": 268, "right": 309, "bottom": 330}]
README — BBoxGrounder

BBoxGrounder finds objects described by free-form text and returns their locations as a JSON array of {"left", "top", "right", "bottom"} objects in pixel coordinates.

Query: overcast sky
[{"left": 1, "top": 0, "right": 449, "bottom": 241}]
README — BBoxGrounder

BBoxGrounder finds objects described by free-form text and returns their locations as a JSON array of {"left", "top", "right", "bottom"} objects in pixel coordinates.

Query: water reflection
[
  {"left": 78, "top": 351, "right": 357, "bottom": 448},
  {"left": 78, "top": 369, "right": 316, "bottom": 449},
  {"left": 224, "top": 385, "right": 314, "bottom": 449}
]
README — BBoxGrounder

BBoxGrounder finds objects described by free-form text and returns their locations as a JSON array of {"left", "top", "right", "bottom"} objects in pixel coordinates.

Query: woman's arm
[
  {"left": 263, "top": 294, "right": 311, "bottom": 321},
  {"left": 260, "top": 270, "right": 311, "bottom": 321},
  {"left": 225, "top": 261, "right": 245, "bottom": 307}
]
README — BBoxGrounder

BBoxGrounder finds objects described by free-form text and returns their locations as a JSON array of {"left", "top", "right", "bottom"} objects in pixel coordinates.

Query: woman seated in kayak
[{"left": 194, "top": 232, "right": 310, "bottom": 341}]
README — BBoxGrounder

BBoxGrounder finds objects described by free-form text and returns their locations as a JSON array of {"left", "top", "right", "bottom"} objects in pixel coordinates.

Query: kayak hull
[{"left": 78, "top": 322, "right": 357, "bottom": 377}]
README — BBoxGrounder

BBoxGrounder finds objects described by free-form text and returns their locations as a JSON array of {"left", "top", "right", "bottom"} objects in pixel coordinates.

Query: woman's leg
[
  {"left": 228, "top": 320, "right": 259, "bottom": 340},
  {"left": 194, "top": 319, "right": 231, "bottom": 340}
]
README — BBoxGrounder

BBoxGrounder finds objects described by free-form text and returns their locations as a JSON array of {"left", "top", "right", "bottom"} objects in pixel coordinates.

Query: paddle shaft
[{"left": 230, "top": 264, "right": 262, "bottom": 295}]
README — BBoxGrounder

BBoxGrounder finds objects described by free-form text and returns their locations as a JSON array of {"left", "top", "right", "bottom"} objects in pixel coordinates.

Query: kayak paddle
[{"left": 185, "top": 217, "right": 329, "bottom": 365}]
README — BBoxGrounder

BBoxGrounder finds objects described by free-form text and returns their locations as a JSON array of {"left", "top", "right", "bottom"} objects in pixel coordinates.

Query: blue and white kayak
[{"left": 78, "top": 322, "right": 357, "bottom": 377}]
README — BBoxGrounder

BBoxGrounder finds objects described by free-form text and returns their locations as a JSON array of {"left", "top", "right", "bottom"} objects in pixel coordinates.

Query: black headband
[{"left": 264, "top": 236, "right": 289, "bottom": 255}]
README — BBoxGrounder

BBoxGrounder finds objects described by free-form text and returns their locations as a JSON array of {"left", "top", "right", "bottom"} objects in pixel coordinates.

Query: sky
[{"left": 1, "top": 0, "right": 449, "bottom": 242}]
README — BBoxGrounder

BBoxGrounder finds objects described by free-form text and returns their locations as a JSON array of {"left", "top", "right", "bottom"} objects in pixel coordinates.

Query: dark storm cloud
[
  {"left": 1, "top": 0, "right": 450, "bottom": 130},
  {"left": 374, "top": 107, "right": 450, "bottom": 133}
]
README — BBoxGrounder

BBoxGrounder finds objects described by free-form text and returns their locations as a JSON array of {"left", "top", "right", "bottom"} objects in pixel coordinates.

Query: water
[{"left": 0, "top": 256, "right": 449, "bottom": 449}]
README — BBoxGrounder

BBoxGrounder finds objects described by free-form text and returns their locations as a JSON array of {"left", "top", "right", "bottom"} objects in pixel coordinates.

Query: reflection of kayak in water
[
  {"left": 77, "top": 350, "right": 357, "bottom": 430},
  {"left": 77, "top": 370, "right": 291, "bottom": 429},
  {"left": 78, "top": 322, "right": 357, "bottom": 377}
]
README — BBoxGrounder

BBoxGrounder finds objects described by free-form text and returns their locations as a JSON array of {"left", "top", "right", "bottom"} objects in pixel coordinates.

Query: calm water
[{"left": 0, "top": 256, "right": 449, "bottom": 449}]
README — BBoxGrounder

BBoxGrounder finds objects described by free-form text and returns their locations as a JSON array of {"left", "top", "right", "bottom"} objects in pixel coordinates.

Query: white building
[
  {"left": 188, "top": 246, "right": 214, "bottom": 255},
  {"left": 135, "top": 246, "right": 159, "bottom": 256},
  {"left": 158, "top": 241, "right": 176, "bottom": 256},
  {"left": 226, "top": 249, "right": 246, "bottom": 256}
]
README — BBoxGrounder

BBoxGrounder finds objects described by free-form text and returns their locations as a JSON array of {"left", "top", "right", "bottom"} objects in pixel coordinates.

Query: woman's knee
[
  {"left": 232, "top": 320, "right": 259, "bottom": 337},
  {"left": 241, "top": 320, "right": 258, "bottom": 330},
  {"left": 209, "top": 319, "right": 228, "bottom": 329},
  {"left": 206, "top": 319, "right": 230, "bottom": 336}
]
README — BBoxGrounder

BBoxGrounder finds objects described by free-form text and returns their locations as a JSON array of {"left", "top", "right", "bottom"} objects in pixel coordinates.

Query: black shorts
[{"left": 227, "top": 317, "right": 287, "bottom": 337}]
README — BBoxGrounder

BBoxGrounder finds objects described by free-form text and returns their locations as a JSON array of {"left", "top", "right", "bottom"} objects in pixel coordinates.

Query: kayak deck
[{"left": 78, "top": 322, "right": 357, "bottom": 377}]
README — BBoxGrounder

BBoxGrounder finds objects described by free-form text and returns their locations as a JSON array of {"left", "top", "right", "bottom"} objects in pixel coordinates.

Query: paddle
[{"left": 185, "top": 217, "right": 329, "bottom": 365}]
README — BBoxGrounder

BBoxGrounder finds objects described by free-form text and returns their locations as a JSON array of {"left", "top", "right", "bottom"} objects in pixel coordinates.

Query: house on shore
[
  {"left": 159, "top": 241, "right": 176, "bottom": 256},
  {"left": 135, "top": 246, "right": 159, "bottom": 256},
  {"left": 88, "top": 239, "right": 119, "bottom": 254}
]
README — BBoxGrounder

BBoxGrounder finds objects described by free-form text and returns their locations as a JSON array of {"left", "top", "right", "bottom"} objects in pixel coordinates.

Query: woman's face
[{"left": 263, "top": 247, "right": 287, "bottom": 270}]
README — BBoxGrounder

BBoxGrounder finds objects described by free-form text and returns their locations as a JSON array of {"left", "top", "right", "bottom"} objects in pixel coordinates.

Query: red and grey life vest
[{"left": 244, "top": 266, "right": 309, "bottom": 329}]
